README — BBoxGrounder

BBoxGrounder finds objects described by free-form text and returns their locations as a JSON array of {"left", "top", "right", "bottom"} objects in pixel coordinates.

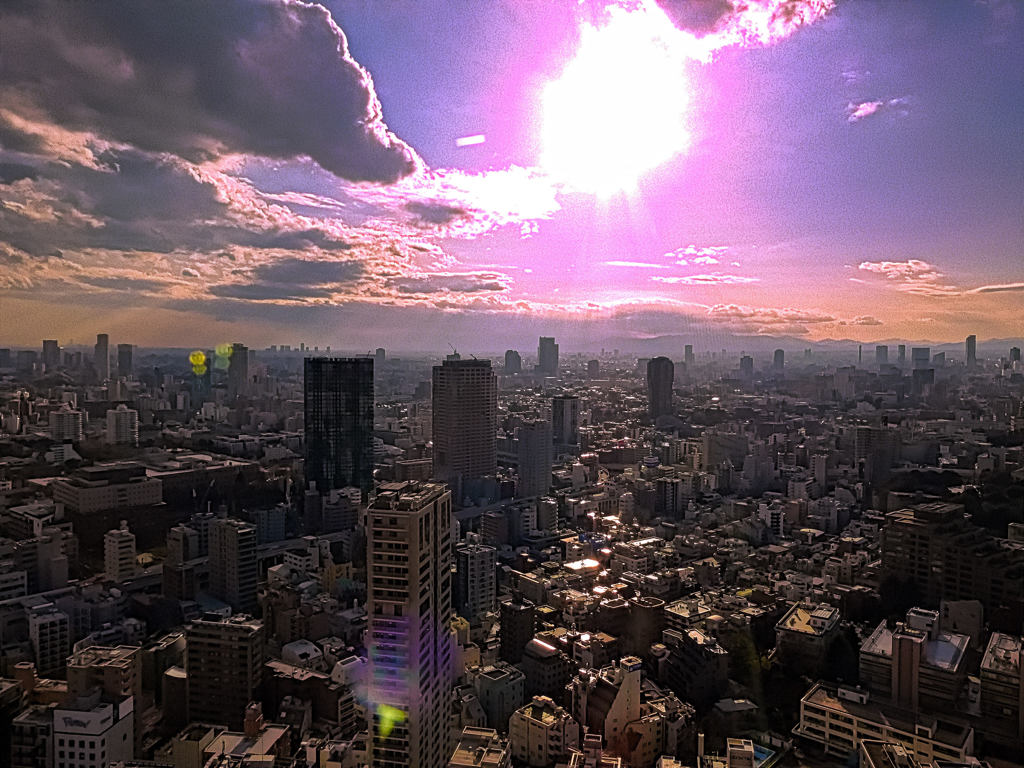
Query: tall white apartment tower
[{"left": 367, "top": 481, "right": 454, "bottom": 768}]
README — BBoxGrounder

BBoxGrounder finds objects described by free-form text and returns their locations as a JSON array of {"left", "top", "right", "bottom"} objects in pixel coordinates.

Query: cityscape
[{"left": 1, "top": 2, "right": 1023, "bottom": 768}]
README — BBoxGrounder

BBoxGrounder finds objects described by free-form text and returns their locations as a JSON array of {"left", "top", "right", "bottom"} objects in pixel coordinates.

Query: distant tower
[
  {"left": 552, "top": 395, "right": 580, "bottom": 447},
  {"left": 587, "top": 359, "right": 600, "bottom": 378},
  {"left": 646, "top": 357, "right": 674, "bottom": 419},
  {"left": 858, "top": 345, "right": 863, "bottom": 365},
  {"left": 227, "top": 342, "right": 249, "bottom": 398},
  {"left": 739, "top": 355, "right": 754, "bottom": 380},
  {"left": 537, "top": 337, "right": 559, "bottom": 375},
  {"left": 684, "top": 344, "right": 695, "bottom": 366},
  {"left": 41, "top": 339, "right": 60, "bottom": 370},
  {"left": 375, "top": 347, "right": 386, "bottom": 365},
  {"left": 94, "top": 333, "right": 110, "bottom": 381},
  {"left": 911, "top": 347, "right": 931, "bottom": 370},
  {"left": 875, "top": 345, "right": 889, "bottom": 366},
  {"left": 432, "top": 359, "right": 497, "bottom": 498},
  {"left": 773, "top": 349, "right": 785, "bottom": 372},
  {"left": 105, "top": 404, "right": 140, "bottom": 446},
  {"left": 117, "top": 343, "right": 133, "bottom": 378},
  {"left": 304, "top": 357, "right": 375, "bottom": 499},
  {"left": 367, "top": 482, "right": 454, "bottom": 768},
  {"left": 504, "top": 349, "right": 522, "bottom": 374},
  {"left": 966, "top": 334, "right": 977, "bottom": 368},
  {"left": 517, "top": 419, "right": 553, "bottom": 497},
  {"left": 1011, "top": 347, "right": 1022, "bottom": 363},
  {"left": 897, "top": 344, "right": 907, "bottom": 365},
  {"left": 208, "top": 518, "right": 258, "bottom": 614}
]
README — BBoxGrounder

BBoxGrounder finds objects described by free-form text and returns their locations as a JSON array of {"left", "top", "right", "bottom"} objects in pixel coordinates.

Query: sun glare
[{"left": 540, "top": 2, "right": 694, "bottom": 196}]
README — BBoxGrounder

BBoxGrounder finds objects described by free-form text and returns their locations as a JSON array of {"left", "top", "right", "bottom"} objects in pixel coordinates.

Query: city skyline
[{"left": 1, "top": 0, "right": 1021, "bottom": 348}]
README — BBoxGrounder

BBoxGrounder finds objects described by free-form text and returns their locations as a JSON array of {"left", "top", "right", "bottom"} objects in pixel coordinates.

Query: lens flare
[{"left": 540, "top": 2, "right": 694, "bottom": 195}]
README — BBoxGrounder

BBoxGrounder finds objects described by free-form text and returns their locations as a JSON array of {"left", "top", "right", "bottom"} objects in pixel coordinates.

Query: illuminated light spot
[
  {"left": 540, "top": 2, "right": 694, "bottom": 195},
  {"left": 189, "top": 350, "right": 206, "bottom": 366},
  {"left": 192, "top": 363, "right": 207, "bottom": 376},
  {"left": 377, "top": 704, "right": 406, "bottom": 739},
  {"left": 215, "top": 342, "right": 233, "bottom": 358},
  {"left": 455, "top": 134, "right": 486, "bottom": 147}
]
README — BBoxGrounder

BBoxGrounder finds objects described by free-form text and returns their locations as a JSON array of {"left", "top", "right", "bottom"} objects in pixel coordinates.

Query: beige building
[
  {"left": 447, "top": 726, "right": 511, "bottom": 768},
  {"left": 793, "top": 683, "right": 973, "bottom": 763},
  {"left": 979, "top": 632, "right": 1023, "bottom": 749},
  {"left": 509, "top": 695, "right": 580, "bottom": 767}
]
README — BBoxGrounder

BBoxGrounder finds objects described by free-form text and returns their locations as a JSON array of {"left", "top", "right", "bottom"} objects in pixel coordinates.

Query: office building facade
[{"left": 432, "top": 359, "right": 496, "bottom": 498}]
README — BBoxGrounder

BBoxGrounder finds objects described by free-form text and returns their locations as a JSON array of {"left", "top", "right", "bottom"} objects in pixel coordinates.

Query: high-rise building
[
  {"left": 647, "top": 357, "right": 673, "bottom": 419},
  {"left": 41, "top": 339, "right": 60, "bottom": 370},
  {"left": 432, "top": 359, "right": 496, "bottom": 497},
  {"left": 304, "top": 357, "right": 375, "bottom": 499},
  {"left": 367, "top": 481, "right": 454, "bottom": 768},
  {"left": 104, "top": 521, "right": 137, "bottom": 582},
  {"left": 966, "top": 334, "right": 977, "bottom": 368},
  {"left": 227, "top": 342, "right": 249, "bottom": 398},
  {"left": 537, "top": 337, "right": 559, "bottom": 376},
  {"left": 655, "top": 476, "right": 683, "bottom": 519},
  {"left": 587, "top": 359, "right": 600, "bottom": 378},
  {"left": 1011, "top": 346, "right": 1022, "bottom": 363},
  {"left": 552, "top": 395, "right": 580, "bottom": 447},
  {"left": 500, "top": 599, "right": 536, "bottom": 664},
  {"left": 881, "top": 503, "right": 1024, "bottom": 630},
  {"left": 739, "top": 355, "right": 754, "bottom": 380},
  {"left": 897, "top": 344, "right": 906, "bottom": 365},
  {"left": 684, "top": 344, "right": 694, "bottom": 366},
  {"left": 875, "top": 345, "right": 889, "bottom": 366},
  {"left": 116, "top": 343, "right": 133, "bottom": 377},
  {"left": 773, "top": 348, "right": 785, "bottom": 372},
  {"left": 48, "top": 404, "right": 83, "bottom": 442},
  {"left": 105, "top": 404, "right": 139, "bottom": 446},
  {"left": 911, "top": 347, "right": 931, "bottom": 370},
  {"left": 186, "top": 614, "right": 264, "bottom": 730},
  {"left": 504, "top": 349, "right": 522, "bottom": 374},
  {"left": 455, "top": 538, "right": 497, "bottom": 625},
  {"left": 375, "top": 347, "right": 386, "bottom": 365},
  {"left": 28, "top": 603, "right": 70, "bottom": 677},
  {"left": 517, "top": 419, "right": 552, "bottom": 498},
  {"left": 94, "top": 333, "right": 110, "bottom": 381},
  {"left": 208, "top": 518, "right": 258, "bottom": 614}
]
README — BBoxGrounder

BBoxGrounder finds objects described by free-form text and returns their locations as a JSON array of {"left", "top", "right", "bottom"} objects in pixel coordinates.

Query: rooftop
[
  {"left": 980, "top": 633, "right": 1021, "bottom": 676},
  {"left": 861, "top": 621, "right": 969, "bottom": 672},
  {"left": 448, "top": 727, "right": 509, "bottom": 767},
  {"left": 776, "top": 602, "right": 839, "bottom": 635}
]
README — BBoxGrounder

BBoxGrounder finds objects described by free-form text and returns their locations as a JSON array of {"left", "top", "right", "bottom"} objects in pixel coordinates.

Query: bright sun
[{"left": 540, "top": 3, "right": 694, "bottom": 196}]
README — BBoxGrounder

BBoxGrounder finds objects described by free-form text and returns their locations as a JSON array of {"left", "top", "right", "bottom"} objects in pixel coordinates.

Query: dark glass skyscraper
[
  {"left": 117, "top": 343, "right": 133, "bottom": 378},
  {"left": 647, "top": 356, "right": 674, "bottom": 419},
  {"left": 304, "top": 357, "right": 375, "bottom": 499}
]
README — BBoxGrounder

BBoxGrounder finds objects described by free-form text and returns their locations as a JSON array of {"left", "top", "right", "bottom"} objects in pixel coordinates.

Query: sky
[{"left": 0, "top": 0, "right": 1021, "bottom": 352}]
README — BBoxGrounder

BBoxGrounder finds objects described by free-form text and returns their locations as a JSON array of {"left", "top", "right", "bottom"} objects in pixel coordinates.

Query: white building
[
  {"left": 53, "top": 691, "right": 134, "bottom": 768},
  {"left": 104, "top": 521, "right": 137, "bottom": 582},
  {"left": 105, "top": 404, "right": 139, "bottom": 446},
  {"left": 509, "top": 695, "right": 580, "bottom": 767},
  {"left": 367, "top": 482, "right": 454, "bottom": 768},
  {"left": 49, "top": 404, "right": 84, "bottom": 442},
  {"left": 455, "top": 539, "right": 497, "bottom": 626}
]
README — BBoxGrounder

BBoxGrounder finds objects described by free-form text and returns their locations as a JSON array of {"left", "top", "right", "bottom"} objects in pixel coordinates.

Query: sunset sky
[{"left": 0, "top": 0, "right": 1021, "bottom": 351}]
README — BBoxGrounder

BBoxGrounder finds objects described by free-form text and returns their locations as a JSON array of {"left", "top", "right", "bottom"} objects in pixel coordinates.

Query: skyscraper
[
  {"left": 517, "top": 419, "right": 553, "bottom": 498},
  {"left": 504, "top": 349, "right": 522, "bottom": 374},
  {"left": 552, "top": 395, "right": 579, "bottom": 447},
  {"left": 911, "top": 347, "right": 931, "bottom": 370},
  {"left": 898, "top": 344, "right": 906, "bottom": 365},
  {"left": 304, "top": 357, "right": 375, "bottom": 499},
  {"left": 966, "top": 334, "right": 977, "bottom": 368},
  {"left": 537, "top": 336, "right": 559, "bottom": 375},
  {"left": 875, "top": 345, "right": 889, "bottom": 366},
  {"left": 116, "top": 343, "right": 133, "bottom": 378},
  {"left": 41, "top": 339, "right": 60, "bottom": 369},
  {"left": 367, "top": 482, "right": 454, "bottom": 768},
  {"left": 587, "top": 359, "right": 600, "bottom": 378},
  {"left": 647, "top": 356, "right": 674, "bottom": 419},
  {"left": 227, "top": 342, "right": 249, "bottom": 398},
  {"left": 684, "top": 344, "right": 695, "bottom": 366},
  {"left": 739, "top": 355, "right": 754, "bottom": 379},
  {"left": 94, "top": 333, "right": 110, "bottom": 381},
  {"left": 432, "top": 359, "right": 496, "bottom": 497},
  {"left": 773, "top": 348, "right": 785, "bottom": 372},
  {"left": 186, "top": 614, "right": 264, "bottom": 730},
  {"left": 208, "top": 518, "right": 258, "bottom": 614}
]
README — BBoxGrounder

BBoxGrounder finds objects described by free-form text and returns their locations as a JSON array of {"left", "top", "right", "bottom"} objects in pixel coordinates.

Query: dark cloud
[
  {"left": 655, "top": 0, "right": 734, "bottom": 33},
  {"left": 0, "top": 162, "right": 38, "bottom": 183},
  {"left": 209, "top": 282, "right": 336, "bottom": 301},
  {"left": 77, "top": 275, "right": 170, "bottom": 292},
  {"left": 388, "top": 272, "right": 511, "bottom": 295},
  {"left": 0, "top": 0, "right": 419, "bottom": 182},
  {"left": 250, "top": 258, "right": 365, "bottom": 285},
  {"left": 404, "top": 200, "right": 470, "bottom": 226}
]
